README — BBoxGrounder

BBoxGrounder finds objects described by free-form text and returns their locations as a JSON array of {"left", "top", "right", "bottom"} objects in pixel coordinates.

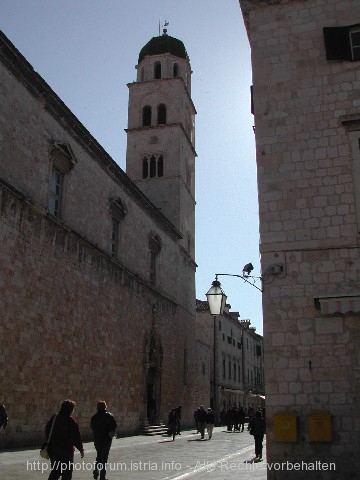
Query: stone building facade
[
  {"left": 240, "top": 0, "right": 360, "bottom": 477},
  {"left": 196, "top": 300, "right": 264, "bottom": 422},
  {"left": 0, "top": 29, "right": 197, "bottom": 447}
]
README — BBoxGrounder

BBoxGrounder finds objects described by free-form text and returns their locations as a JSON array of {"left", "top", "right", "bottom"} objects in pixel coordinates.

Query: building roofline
[{"left": 0, "top": 30, "right": 182, "bottom": 241}]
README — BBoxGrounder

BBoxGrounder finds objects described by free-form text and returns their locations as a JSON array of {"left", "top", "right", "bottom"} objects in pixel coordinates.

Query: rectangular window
[
  {"left": 228, "top": 361, "right": 231, "bottom": 379},
  {"left": 49, "top": 169, "right": 63, "bottom": 217},
  {"left": 222, "top": 359, "right": 226, "bottom": 379},
  {"left": 110, "top": 218, "right": 119, "bottom": 257},
  {"left": 323, "top": 24, "right": 360, "bottom": 61},
  {"left": 349, "top": 131, "right": 360, "bottom": 231},
  {"left": 350, "top": 29, "right": 360, "bottom": 61}
]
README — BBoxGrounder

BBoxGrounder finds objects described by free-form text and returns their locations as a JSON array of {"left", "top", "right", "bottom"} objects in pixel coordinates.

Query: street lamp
[
  {"left": 205, "top": 280, "right": 227, "bottom": 316},
  {"left": 205, "top": 264, "right": 263, "bottom": 423},
  {"left": 206, "top": 265, "right": 263, "bottom": 316}
]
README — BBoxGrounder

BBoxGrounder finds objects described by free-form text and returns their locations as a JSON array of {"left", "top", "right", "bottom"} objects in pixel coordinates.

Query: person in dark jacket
[
  {"left": 206, "top": 408, "right": 215, "bottom": 439},
  {"left": 175, "top": 405, "right": 182, "bottom": 435},
  {"left": 90, "top": 401, "right": 117, "bottom": 480},
  {"left": 197, "top": 405, "right": 208, "bottom": 439},
  {"left": 238, "top": 406, "right": 245, "bottom": 432},
  {"left": 167, "top": 409, "right": 178, "bottom": 440},
  {"left": 194, "top": 408, "right": 199, "bottom": 433},
  {"left": 249, "top": 409, "right": 266, "bottom": 460},
  {"left": 45, "top": 399, "right": 84, "bottom": 480},
  {"left": 0, "top": 404, "right": 8, "bottom": 429}
]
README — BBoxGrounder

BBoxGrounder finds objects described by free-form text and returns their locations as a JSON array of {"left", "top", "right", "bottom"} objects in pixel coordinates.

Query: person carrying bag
[{"left": 40, "top": 414, "right": 57, "bottom": 460}]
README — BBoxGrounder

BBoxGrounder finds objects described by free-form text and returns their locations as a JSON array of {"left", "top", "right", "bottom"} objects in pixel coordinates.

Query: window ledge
[
  {"left": 314, "top": 293, "right": 360, "bottom": 314},
  {"left": 340, "top": 113, "right": 360, "bottom": 131}
]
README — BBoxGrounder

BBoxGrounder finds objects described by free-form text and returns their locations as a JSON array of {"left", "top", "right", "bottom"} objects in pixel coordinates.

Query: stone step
[{"left": 139, "top": 424, "right": 169, "bottom": 436}]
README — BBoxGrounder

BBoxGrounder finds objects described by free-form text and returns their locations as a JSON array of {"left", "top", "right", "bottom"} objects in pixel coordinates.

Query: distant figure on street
[
  {"left": 249, "top": 409, "right": 266, "bottom": 461},
  {"left": 90, "top": 400, "right": 117, "bottom": 480},
  {"left": 45, "top": 399, "right": 84, "bottom": 480},
  {"left": 225, "top": 407, "right": 234, "bottom": 432},
  {"left": 238, "top": 406, "right": 245, "bottom": 432},
  {"left": 232, "top": 406, "right": 240, "bottom": 431},
  {"left": 220, "top": 407, "right": 226, "bottom": 426},
  {"left": 175, "top": 405, "right": 182, "bottom": 435},
  {"left": 248, "top": 405, "right": 255, "bottom": 420},
  {"left": 0, "top": 404, "right": 8, "bottom": 430},
  {"left": 206, "top": 408, "right": 215, "bottom": 439},
  {"left": 197, "top": 405, "right": 208, "bottom": 439},
  {"left": 194, "top": 408, "right": 199, "bottom": 433},
  {"left": 167, "top": 409, "right": 178, "bottom": 440}
]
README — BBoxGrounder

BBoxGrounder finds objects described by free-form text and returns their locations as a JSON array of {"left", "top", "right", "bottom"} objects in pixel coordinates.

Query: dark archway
[{"left": 145, "top": 329, "right": 163, "bottom": 424}]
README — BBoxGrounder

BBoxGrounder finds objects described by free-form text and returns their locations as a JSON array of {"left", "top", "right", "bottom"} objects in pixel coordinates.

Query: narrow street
[{"left": 0, "top": 427, "right": 267, "bottom": 479}]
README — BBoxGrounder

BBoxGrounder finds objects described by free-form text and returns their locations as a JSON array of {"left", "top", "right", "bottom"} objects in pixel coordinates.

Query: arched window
[
  {"left": 142, "top": 105, "right": 152, "bottom": 127},
  {"left": 158, "top": 155, "right": 164, "bottom": 177},
  {"left": 154, "top": 61, "right": 161, "bottom": 79},
  {"left": 173, "top": 63, "right": 179, "bottom": 77},
  {"left": 142, "top": 154, "right": 164, "bottom": 179},
  {"left": 149, "top": 233, "right": 162, "bottom": 285},
  {"left": 157, "top": 104, "right": 167, "bottom": 125},
  {"left": 150, "top": 155, "right": 156, "bottom": 178},
  {"left": 142, "top": 157, "right": 149, "bottom": 179}
]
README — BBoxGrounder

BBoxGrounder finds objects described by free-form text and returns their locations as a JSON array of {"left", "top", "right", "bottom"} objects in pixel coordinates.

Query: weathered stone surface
[{"left": 240, "top": 0, "right": 360, "bottom": 477}]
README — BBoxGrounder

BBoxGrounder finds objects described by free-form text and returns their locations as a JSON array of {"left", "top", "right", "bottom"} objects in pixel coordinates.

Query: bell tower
[{"left": 125, "top": 29, "right": 196, "bottom": 258}]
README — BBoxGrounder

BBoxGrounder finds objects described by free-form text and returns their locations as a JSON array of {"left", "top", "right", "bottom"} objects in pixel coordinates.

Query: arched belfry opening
[{"left": 144, "top": 307, "right": 163, "bottom": 425}]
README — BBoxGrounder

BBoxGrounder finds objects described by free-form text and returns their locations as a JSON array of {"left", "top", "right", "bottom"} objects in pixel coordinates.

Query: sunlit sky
[{"left": 1, "top": 0, "right": 263, "bottom": 334}]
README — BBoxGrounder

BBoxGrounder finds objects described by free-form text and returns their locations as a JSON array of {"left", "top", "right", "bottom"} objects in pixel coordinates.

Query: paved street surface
[{"left": 0, "top": 427, "right": 267, "bottom": 479}]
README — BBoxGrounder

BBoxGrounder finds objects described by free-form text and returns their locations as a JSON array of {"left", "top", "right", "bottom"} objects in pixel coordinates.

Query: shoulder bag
[{"left": 40, "top": 414, "right": 57, "bottom": 460}]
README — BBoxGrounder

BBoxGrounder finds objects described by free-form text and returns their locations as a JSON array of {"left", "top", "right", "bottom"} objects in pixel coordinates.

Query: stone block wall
[
  {"left": 0, "top": 31, "right": 197, "bottom": 448},
  {"left": 240, "top": 0, "right": 360, "bottom": 477}
]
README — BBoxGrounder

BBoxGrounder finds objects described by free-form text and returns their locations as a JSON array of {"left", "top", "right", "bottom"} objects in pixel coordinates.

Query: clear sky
[{"left": 1, "top": 0, "right": 263, "bottom": 334}]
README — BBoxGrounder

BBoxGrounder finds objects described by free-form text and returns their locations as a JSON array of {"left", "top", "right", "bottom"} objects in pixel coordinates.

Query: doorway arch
[{"left": 145, "top": 329, "right": 163, "bottom": 424}]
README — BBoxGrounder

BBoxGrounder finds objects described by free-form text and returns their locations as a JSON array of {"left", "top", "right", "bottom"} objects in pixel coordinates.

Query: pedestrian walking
[
  {"left": 225, "top": 407, "right": 233, "bottom": 432},
  {"left": 233, "top": 406, "right": 240, "bottom": 431},
  {"left": 45, "top": 399, "right": 84, "bottom": 480},
  {"left": 197, "top": 405, "right": 207, "bottom": 439},
  {"left": 167, "top": 409, "right": 178, "bottom": 440},
  {"left": 194, "top": 408, "right": 199, "bottom": 433},
  {"left": 248, "top": 409, "right": 266, "bottom": 461},
  {"left": 220, "top": 407, "right": 226, "bottom": 426},
  {"left": 175, "top": 405, "right": 182, "bottom": 435},
  {"left": 0, "top": 404, "right": 8, "bottom": 430},
  {"left": 206, "top": 408, "right": 214, "bottom": 439},
  {"left": 239, "top": 406, "right": 245, "bottom": 432},
  {"left": 90, "top": 401, "right": 117, "bottom": 480}
]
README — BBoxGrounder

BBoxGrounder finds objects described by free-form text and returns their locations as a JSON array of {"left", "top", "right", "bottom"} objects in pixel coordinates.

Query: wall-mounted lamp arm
[{"left": 215, "top": 273, "right": 263, "bottom": 292}]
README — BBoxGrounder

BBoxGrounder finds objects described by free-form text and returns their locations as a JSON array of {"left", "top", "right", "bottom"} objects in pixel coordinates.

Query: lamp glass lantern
[{"left": 206, "top": 280, "right": 227, "bottom": 316}]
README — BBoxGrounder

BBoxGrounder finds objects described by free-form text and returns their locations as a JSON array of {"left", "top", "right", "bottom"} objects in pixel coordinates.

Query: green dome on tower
[{"left": 138, "top": 33, "right": 188, "bottom": 63}]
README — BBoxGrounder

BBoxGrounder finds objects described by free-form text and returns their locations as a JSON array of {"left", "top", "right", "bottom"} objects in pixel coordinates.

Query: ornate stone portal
[{"left": 144, "top": 307, "right": 163, "bottom": 425}]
